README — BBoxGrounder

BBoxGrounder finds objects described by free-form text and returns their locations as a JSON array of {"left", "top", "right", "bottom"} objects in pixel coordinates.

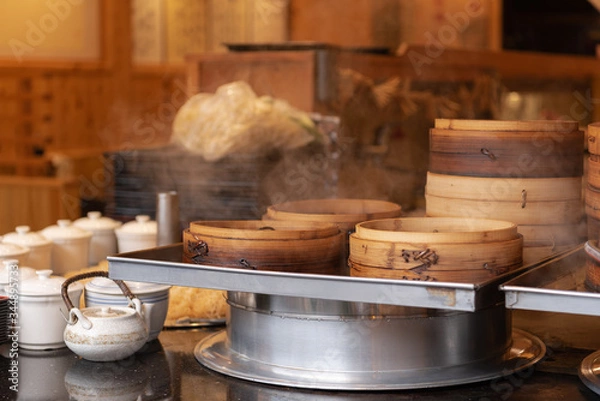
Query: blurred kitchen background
[{"left": 0, "top": 0, "right": 599, "bottom": 232}]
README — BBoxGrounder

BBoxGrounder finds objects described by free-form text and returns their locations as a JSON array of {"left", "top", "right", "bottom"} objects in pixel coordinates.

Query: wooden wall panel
[
  {"left": 0, "top": 176, "right": 80, "bottom": 233},
  {"left": 290, "top": 0, "right": 376, "bottom": 47},
  {"left": 290, "top": 0, "right": 502, "bottom": 50}
]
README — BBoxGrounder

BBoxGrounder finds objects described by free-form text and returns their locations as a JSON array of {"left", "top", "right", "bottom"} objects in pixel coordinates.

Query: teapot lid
[
  {"left": 86, "top": 276, "right": 170, "bottom": 295},
  {"left": 0, "top": 259, "right": 36, "bottom": 285},
  {"left": 41, "top": 220, "right": 93, "bottom": 240},
  {"left": 116, "top": 215, "right": 157, "bottom": 235},
  {"left": 0, "top": 242, "right": 30, "bottom": 258},
  {"left": 2, "top": 225, "right": 52, "bottom": 247},
  {"left": 74, "top": 212, "right": 122, "bottom": 232},
  {"left": 18, "top": 269, "right": 82, "bottom": 296}
]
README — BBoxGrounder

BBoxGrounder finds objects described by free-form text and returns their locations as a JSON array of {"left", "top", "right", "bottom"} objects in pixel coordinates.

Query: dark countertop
[{"left": 2, "top": 309, "right": 600, "bottom": 401}]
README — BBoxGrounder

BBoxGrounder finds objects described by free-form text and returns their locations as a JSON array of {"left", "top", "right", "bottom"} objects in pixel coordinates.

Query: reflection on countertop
[{"left": 1, "top": 313, "right": 600, "bottom": 401}]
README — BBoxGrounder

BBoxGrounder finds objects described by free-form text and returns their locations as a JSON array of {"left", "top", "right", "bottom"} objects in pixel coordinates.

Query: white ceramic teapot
[{"left": 62, "top": 271, "right": 149, "bottom": 362}]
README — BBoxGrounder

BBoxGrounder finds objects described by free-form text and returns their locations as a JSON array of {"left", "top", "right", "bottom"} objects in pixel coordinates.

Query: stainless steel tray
[
  {"left": 500, "top": 244, "right": 600, "bottom": 316},
  {"left": 107, "top": 244, "right": 559, "bottom": 312}
]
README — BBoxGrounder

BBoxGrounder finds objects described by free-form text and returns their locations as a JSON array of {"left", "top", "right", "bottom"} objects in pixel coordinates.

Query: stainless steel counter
[{"left": 1, "top": 312, "right": 600, "bottom": 401}]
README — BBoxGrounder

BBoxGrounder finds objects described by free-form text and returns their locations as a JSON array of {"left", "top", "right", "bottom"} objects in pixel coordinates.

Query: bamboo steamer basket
[
  {"left": 348, "top": 261, "right": 522, "bottom": 283},
  {"left": 518, "top": 223, "right": 585, "bottom": 247},
  {"left": 588, "top": 122, "right": 600, "bottom": 155},
  {"left": 522, "top": 244, "right": 579, "bottom": 267},
  {"left": 588, "top": 154, "right": 600, "bottom": 188},
  {"left": 425, "top": 193, "right": 583, "bottom": 225},
  {"left": 348, "top": 217, "right": 523, "bottom": 283},
  {"left": 586, "top": 185, "right": 600, "bottom": 242},
  {"left": 585, "top": 185, "right": 600, "bottom": 221},
  {"left": 263, "top": 198, "right": 402, "bottom": 274},
  {"left": 430, "top": 119, "right": 583, "bottom": 178},
  {"left": 425, "top": 168, "right": 585, "bottom": 265},
  {"left": 588, "top": 215, "right": 600, "bottom": 243},
  {"left": 425, "top": 172, "right": 583, "bottom": 202},
  {"left": 425, "top": 172, "right": 584, "bottom": 226},
  {"left": 518, "top": 222, "right": 585, "bottom": 266},
  {"left": 585, "top": 240, "right": 600, "bottom": 291},
  {"left": 183, "top": 220, "right": 343, "bottom": 275},
  {"left": 263, "top": 198, "right": 402, "bottom": 232}
]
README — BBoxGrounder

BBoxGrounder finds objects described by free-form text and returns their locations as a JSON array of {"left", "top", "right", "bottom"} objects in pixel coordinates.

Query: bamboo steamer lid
[
  {"left": 183, "top": 220, "right": 343, "bottom": 275},
  {"left": 430, "top": 119, "right": 583, "bottom": 178},
  {"left": 435, "top": 118, "right": 579, "bottom": 132},
  {"left": 425, "top": 172, "right": 582, "bottom": 202},
  {"left": 263, "top": 198, "right": 402, "bottom": 232},
  {"left": 354, "top": 217, "right": 518, "bottom": 243},
  {"left": 425, "top": 193, "right": 583, "bottom": 225},
  {"left": 188, "top": 220, "right": 340, "bottom": 240},
  {"left": 348, "top": 217, "right": 523, "bottom": 283}
]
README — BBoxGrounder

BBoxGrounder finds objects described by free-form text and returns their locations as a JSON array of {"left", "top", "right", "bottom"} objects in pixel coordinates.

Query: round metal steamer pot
[
  {"left": 196, "top": 293, "right": 545, "bottom": 390},
  {"left": 349, "top": 217, "right": 523, "bottom": 283}
]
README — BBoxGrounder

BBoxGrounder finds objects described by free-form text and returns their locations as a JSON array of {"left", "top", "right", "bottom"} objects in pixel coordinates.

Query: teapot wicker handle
[{"left": 60, "top": 270, "right": 137, "bottom": 311}]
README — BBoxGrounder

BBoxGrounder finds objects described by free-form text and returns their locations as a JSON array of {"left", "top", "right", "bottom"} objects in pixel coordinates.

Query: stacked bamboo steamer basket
[
  {"left": 263, "top": 198, "right": 402, "bottom": 273},
  {"left": 585, "top": 122, "right": 600, "bottom": 241},
  {"left": 349, "top": 217, "right": 522, "bottom": 283},
  {"left": 182, "top": 220, "right": 343, "bottom": 275},
  {"left": 426, "top": 119, "right": 585, "bottom": 266},
  {"left": 263, "top": 198, "right": 402, "bottom": 233}
]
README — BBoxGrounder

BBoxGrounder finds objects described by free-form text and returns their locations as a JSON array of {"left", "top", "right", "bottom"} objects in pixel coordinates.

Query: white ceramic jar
[
  {"left": 0, "top": 259, "right": 36, "bottom": 296},
  {"left": 0, "top": 242, "right": 30, "bottom": 266},
  {"left": 41, "top": 220, "right": 92, "bottom": 274},
  {"left": 14, "top": 269, "right": 83, "bottom": 350},
  {"left": 2, "top": 225, "right": 52, "bottom": 269},
  {"left": 85, "top": 277, "right": 170, "bottom": 341},
  {"left": 73, "top": 211, "right": 122, "bottom": 266},
  {"left": 115, "top": 215, "right": 157, "bottom": 253}
]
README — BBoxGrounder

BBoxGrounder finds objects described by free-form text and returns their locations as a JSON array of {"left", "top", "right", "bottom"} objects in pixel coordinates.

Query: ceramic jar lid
[
  {"left": 17, "top": 269, "right": 82, "bottom": 297},
  {"left": 41, "top": 220, "right": 93, "bottom": 241},
  {"left": 85, "top": 276, "right": 170, "bottom": 295},
  {"left": 0, "top": 259, "right": 36, "bottom": 286},
  {"left": 0, "top": 242, "right": 30, "bottom": 259},
  {"left": 3, "top": 225, "right": 52, "bottom": 247},
  {"left": 74, "top": 212, "right": 122, "bottom": 233},
  {"left": 116, "top": 215, "right": 157, "bottom": 236}
]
